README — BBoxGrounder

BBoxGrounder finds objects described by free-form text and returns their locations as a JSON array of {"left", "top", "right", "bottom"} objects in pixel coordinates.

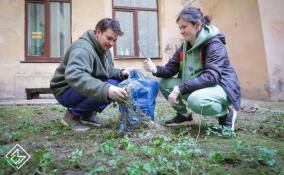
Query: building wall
[
  {"left": 192, "top": 0, "right": 270, "bottom": 100},
  {"left": 113, "top": 0, "right": 184, "bottom": 77},
  {"left": 72, "top": 0, "right": 106, "bottom": 40},
  {"left": 159, "top": 0, "right": 183, "bottom": 64},
  {"left": 0, "top": 0, "right": 25, "bottom": 99},
  {"left": 258, "top": 0, "right": 284, "bottom": 101},
  {"left": 0, "top": 0, "right": 110, "bottom": 99},
  {"left": 0, "top": 0, "right": 283, "bottom": 100}
]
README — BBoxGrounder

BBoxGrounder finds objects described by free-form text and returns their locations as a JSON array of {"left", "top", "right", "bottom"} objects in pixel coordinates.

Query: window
[
  {"left": 25, "top": 0, "right": 71, "bottom": 62},
  {"left": 113, "top": 0, "right": 160, "bottom": 59}
]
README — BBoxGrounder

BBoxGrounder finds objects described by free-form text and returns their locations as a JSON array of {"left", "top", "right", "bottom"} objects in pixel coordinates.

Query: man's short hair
[{"left": 95, "top": 18, "right": 124, "bottom": 36}]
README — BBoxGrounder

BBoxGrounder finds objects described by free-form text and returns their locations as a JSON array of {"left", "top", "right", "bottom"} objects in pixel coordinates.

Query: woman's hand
[
  {"left": 143, "top": 58, "right": 157, "bottom": 73},
  {"left": 168, "top": 86, "right": 180, "bottom": 105}
]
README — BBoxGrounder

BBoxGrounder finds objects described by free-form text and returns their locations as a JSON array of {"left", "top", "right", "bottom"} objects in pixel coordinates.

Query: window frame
[
  {"left": 24, "top": 0, "right": 72, "bottom": 63},
  {"left": 112, "top": 0, "right": 160, "bottom": 59}
]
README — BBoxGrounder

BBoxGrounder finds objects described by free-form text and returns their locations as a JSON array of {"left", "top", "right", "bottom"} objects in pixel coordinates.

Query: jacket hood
[
  {"left": 216, "top": 33, "right": 226, "bottom": 45},
  {"left": 190, "top": 25, "right": 219, "bottom": 50},
  {"left": 79, "top": 30, "right": 105, "bottom": 56}
]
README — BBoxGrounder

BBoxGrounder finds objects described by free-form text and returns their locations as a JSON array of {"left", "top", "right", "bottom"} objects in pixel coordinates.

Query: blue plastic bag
[{"left": 119, "top": 70, "right": 158, "bottom": 131}]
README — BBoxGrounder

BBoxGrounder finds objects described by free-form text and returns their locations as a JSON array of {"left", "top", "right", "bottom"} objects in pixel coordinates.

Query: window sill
[
  {"left": 20, "top": 60, "right": 61, "bottom": 63},
  {"left": 114, "top": 57, "right": 161, "bottom": 60},
  {"left": 21, "top": 57, "right": 61, "bottom": 63}
]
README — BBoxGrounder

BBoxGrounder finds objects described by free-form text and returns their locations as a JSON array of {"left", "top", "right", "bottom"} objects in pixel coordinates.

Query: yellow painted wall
[
  {"left": 0, "top": 0, "right": 283, "bottom": 100},
  {"left": 192, "top": 0, "right": 270, "bottom": 100},
  {"left": 113, "top": 0, "right": 184, "bottom": 78},
  {"left": 159, "top": 0, "right": 183, "bottom": 65},
  {"left": 258, "top": 0, "right": 284, "bottom": 101},
  {"left": 0, "top": 0, "right": 110, "bottom": 99},
  {"left": 0, "top": 0, "right": 25, "bottom": 99},
  {"left": 72, "top": 0, "right": 106, "bottom": 40}
]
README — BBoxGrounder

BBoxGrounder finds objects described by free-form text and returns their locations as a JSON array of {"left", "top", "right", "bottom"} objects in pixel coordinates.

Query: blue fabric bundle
[{"left": 118, "top": 70, "right": 158, "bottom": 131}]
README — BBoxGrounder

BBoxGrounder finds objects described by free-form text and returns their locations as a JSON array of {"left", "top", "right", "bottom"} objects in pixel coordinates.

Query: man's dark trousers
[{"left": 56, "top": 79, "right": 120, "bottom": 117}]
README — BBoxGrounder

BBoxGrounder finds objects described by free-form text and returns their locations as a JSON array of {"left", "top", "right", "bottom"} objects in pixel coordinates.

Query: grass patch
[{"left": 0, "top": 97, "right": 283, "bottom": 174}]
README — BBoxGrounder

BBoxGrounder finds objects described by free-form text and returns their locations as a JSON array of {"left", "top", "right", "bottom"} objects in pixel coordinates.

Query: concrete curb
[{"left": 0, "top": 99, "right": 58, "bottom": 107}]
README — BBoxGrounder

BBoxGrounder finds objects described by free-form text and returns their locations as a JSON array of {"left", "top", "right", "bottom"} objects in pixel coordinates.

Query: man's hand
[
  {"left": 122, "top": 68, "right": 134, "bottom": 76},
  {"left": 108, "top": 85, "right": 127, "bottom": 102},
  {"left": 168, "top": 86, "right": 180, "bottom": 105},
  {"left": 143, "top": 58, "right": 157, "bottom": 73}
]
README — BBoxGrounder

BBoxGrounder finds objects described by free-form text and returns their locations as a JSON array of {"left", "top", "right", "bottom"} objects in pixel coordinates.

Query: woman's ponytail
[{"left": 203, "top": 15, "right": 211, "bottom": 26}]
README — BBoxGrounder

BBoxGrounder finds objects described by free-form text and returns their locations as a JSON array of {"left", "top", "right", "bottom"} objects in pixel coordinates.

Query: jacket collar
[{"left": 87, "top": 30, "right": 105, "bottom": 56}]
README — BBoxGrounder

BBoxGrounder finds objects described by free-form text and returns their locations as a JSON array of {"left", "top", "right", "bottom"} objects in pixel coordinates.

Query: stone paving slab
[
  {"left": 0, "top": 99, "right": 58, "bottom": 107},
  {"left": 0, "top": 97, "right": 283, "bottom": 113},
  {"left": 240, "top": 98, "right": 284, "bottom": 113}
]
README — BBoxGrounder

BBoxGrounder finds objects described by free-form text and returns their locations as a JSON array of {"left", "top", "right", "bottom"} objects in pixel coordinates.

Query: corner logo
[{"left": 5, "top": 144, "right": 31, "bottom": 170}]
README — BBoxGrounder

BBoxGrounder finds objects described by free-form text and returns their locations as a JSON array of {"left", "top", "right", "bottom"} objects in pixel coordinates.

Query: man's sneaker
[
  {"left": 218, "top": 115, "right": 226, "bottom": 126},
  {"left": 80, "top": 112, "right": 108, "bottom": 127},
  {"left": 165, "top": 113, "right": 194, "bottom": 126},
  {"left": 61, "top": 112, "right": 90, "bottom": 132},
  {"left": 222, "top": 107, "right": 237, "bottom": 131}
]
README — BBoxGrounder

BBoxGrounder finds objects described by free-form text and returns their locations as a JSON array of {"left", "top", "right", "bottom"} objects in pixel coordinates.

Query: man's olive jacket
[{"left": 50, "top": 30, "right": 125, "bottom": 102}]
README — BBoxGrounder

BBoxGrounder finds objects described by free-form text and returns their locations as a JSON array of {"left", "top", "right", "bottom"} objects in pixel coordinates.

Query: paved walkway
[
  {"left": 0, "top": 97, "right": 284, "bottom": 113},
  {"left": 0, "top": 98, "right": 58, "bottom": 107},
  {"left": 240, "top": 98, "right": 284, "bottom": 113}
]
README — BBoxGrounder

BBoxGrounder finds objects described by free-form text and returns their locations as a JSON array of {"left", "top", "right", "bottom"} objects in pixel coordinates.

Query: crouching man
[{"left": 50, "top": 18, "right": 132, "bottom": 131}]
